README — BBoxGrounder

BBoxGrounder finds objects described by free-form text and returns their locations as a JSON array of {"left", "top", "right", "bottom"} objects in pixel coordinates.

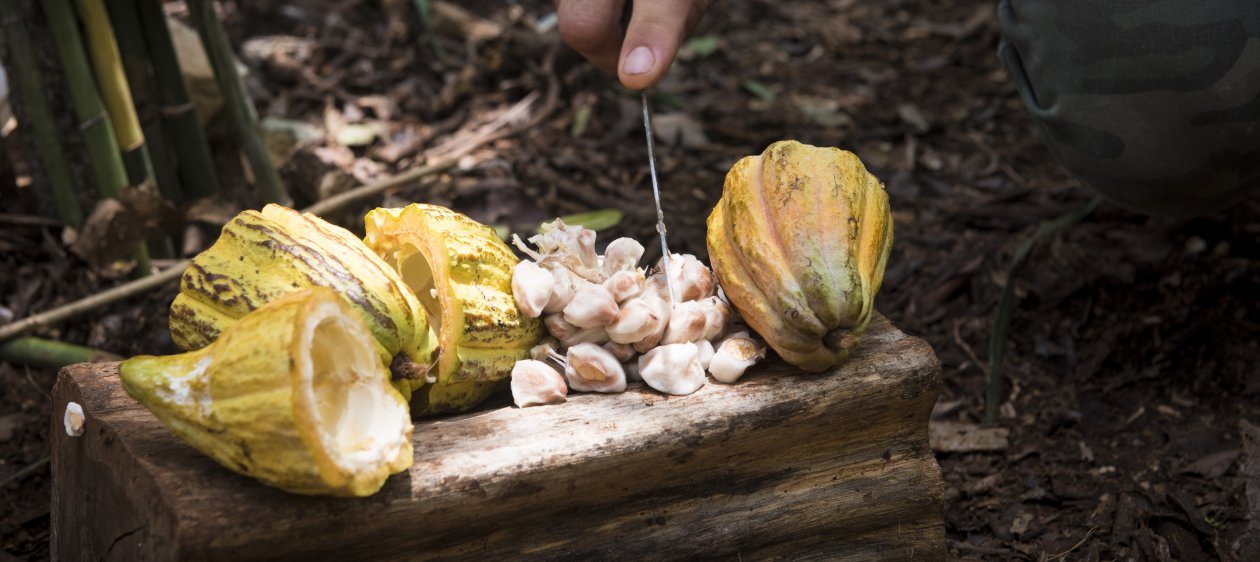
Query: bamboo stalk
[
  {"left": 0, "top": 336, "right": 119, "bottom": 369},
  {"left": 186, "top": 0, "right": 290, "bottom": 206},
  {"left": 135, "top": 0, "right": 220, "bottom": 200},
  {"left": 1, "top": 0, "right": 83, "bottom": 229},
  {"left": 76, "top": 0, "right": 156, "bottom": 187},
  {"left": 105, "top": 0, "right": 185, "bottom": 205},
  {"left": 42, "top": 0, "right": 152, "bottom": 274},
  {"left": 411, "top": 0, "right": 446, "bottom": 61},
  {"left": 0, "top": 89, "right": 548, "bottom": 343},
  {"left": 42, "top": 0, "right": 128, "bottom": 199}
]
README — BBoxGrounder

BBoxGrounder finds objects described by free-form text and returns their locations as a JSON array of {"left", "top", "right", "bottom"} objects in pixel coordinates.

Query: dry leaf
[
  {"left": 1178, "top": 449, "right": 1241, "bottom": 479},
  {"left": 652, "top": 113, "right": 709, "bottom": 148},
  {"left": 930, "top": 421, "right": 1010, "bottom": 453}
]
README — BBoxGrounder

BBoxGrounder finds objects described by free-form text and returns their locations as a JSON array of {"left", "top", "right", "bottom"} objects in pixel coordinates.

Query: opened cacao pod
[
  {"left": 364, "top": 204, "right": 543, "bottom": 414},
  {"left": 706, "top": 140, "right": 893, "bottom": 372},
  {"left": 169, "top": 204, "right": 436, "bottom": 398},
  {"left": 122, "top": 288, "right": 413, "bottom": 497}
]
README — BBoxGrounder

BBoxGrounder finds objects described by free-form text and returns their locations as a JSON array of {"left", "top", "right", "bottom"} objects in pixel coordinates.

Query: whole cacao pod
[{"left": 706, "top": 141, "right": 893, "bottom": 372}]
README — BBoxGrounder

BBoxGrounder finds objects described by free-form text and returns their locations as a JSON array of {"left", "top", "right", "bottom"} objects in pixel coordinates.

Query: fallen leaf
[
  {"left": 335, "top": 122, "right": 384, "bottom": 147},
  {"left": 651, "top": 113, "right": 709, "bottom": 148},
  {"left": 70, "top": 199, "right": 143, "bottom": 276},
  {"left": 930, "top": 421, "right": 1010, "bottom": 453},
  {"left": 1178, "top": 449, "right": 1241, "bottom": 479},
  {"left": 793, "top": 95, "right": 852, "bottom": 128},
  {"left": 897, "top": 103, "right": 931, "bottom": 133},
  {"left": 541, "top": 209, "right": 624, "bottom": 234},
  {"left": 240, "top": 35, "right": 316, "bottom": 70},
  {"left": 743, "top": 80, "right": 775, "bottom": 102},
  {"left": 679, "top": 35, "right": 720, "bottom": 60},
  {"left": 1009, "top": 510, "right": 1035, "bottom": 537},
  {"left": 961, "top": 473, "right": 1001, "bottom": 497},
  {"left": 932, "top": 398, "right": 966, "bottom": 419},
  {"left": 184, "top": 197, "right": 241, "bottom": 226},
  {"left": 570, "top": 105, "right": 592, "bottom": 139}
]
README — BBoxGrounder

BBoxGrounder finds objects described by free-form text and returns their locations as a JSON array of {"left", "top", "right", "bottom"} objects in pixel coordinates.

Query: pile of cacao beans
[{"left": 509, "top": 220, "right": 764, "bottom": 407}]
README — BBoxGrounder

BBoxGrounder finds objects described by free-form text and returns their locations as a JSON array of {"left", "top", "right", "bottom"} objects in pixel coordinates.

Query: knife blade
[
  {"left": 639, "top": 90, "right": 679, "bottom": 305},
  {"left": 620, "top": 0, "right": 678, "bottom": 304}
]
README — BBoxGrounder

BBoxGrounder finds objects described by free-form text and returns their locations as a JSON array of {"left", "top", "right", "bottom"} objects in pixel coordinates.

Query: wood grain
[{"left": 52, "top": 315, "right": 945, "bottom": 561}]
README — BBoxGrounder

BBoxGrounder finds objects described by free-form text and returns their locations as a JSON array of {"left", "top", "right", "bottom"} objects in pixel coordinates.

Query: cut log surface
[{"left": 52, "top": 315, "right": 944, "bottom": 561}]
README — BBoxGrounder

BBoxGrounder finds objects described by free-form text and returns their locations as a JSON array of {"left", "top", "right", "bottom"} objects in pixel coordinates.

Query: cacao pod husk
[{"left": 706, "top": 140, "right": 893, "bottom": 372}]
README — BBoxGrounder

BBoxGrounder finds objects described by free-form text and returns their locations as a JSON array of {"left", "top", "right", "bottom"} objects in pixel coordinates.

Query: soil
[{"left": 2, "top": 0, "right": 1258, "bottom": 560}]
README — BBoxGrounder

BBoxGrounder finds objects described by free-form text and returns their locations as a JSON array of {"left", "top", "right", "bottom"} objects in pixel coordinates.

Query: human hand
[{"left": 556, "top": 0, "right": 713, "bottom": 90}]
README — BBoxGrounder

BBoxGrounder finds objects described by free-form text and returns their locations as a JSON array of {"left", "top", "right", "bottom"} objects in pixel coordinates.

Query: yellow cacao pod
[
  {"left": 364, "top": 204, "right": 543, "bottom": 414},
  {"left": 121, "top": 288, "right": 414, "bottom": 497},
  {"left": 706, "top": 141, "right": 893, "bottom": 372},
  {"left": 169, "top": 204, "right": 436, "bottom": 397}
]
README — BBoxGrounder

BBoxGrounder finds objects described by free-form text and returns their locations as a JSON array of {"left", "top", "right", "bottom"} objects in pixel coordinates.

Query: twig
[
  {"left": 303, "top": 158, "right": 457, "bottom": 218},
  {"left": 24, "top": 365, "right": 52, "bottom": 401},
  {"left": 1043, "top": 527, "right": 1096, "bottom": 561},
  {"left": 305, "top": 91, "right": 539, "bottom": 216},
  {"left": 985, "top": 196, "right": 1101, "bottom": 424},
  {"left": 0, "top": 214, "right": 63, "bottom": 227},
  {"left": 0, "top": 90, "right": 554, "bottom": 343},
  {"left": 0, "top": 212, "right": 62, "bottom": 225},
  {"left": 0, "top": 264, "right": 185, "bottom": 342},
  {"left": 0, "top": 456, "right": 50, "bottom": 488},
  {"left": 952, "top": 319, "right": 987, "bottom": 375}
]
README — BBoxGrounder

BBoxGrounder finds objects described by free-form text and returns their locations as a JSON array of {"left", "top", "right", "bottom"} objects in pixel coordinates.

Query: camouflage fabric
[{"left": 998, "top": 0, "right": 1260, "bottom": 217}]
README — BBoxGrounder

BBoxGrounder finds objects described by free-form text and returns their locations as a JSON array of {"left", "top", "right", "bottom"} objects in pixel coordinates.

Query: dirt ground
[{"left": 2, "top": 0, "right": 1258, "bottom": 560}]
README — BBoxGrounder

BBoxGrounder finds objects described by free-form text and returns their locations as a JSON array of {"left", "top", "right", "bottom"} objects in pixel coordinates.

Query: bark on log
[{"left": 52, "top": 315, "right": 945, "bottom": 561}]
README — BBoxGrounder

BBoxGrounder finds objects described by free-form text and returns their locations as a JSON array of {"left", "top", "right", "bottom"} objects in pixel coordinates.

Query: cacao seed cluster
[{"left": 509, "top": 219, "right": 765, "bottom": 407}]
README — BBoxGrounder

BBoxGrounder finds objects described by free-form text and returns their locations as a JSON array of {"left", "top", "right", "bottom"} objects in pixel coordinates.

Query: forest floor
[{"left": 2, "top": 0, "right": 1258, "bottom": 560}]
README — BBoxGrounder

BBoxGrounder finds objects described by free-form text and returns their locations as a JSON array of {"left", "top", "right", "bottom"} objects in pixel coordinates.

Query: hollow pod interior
[
  {"left": 120, "top": 288, "right": 413, "bottom": 497},
  {"left": 364, "top": 204, "right": 543, "bottom": 415}
]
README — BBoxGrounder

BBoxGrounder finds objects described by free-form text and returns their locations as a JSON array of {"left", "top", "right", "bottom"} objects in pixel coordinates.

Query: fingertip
[{"left": 618, "top": 46, "right": 665, "bottom": 90}]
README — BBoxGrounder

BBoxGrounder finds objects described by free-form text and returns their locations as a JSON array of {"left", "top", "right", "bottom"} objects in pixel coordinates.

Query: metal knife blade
[
  {"left": 639, "top": 91, "right": 679, "bottom": 304},
  {"left": 621, "top": 0, "right": 678, "bottom": 303}
]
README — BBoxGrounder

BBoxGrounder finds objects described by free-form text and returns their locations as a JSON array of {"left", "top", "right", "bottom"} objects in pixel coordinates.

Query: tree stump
[{"left": 51, "top": 315, "right": 944, "bottom": 561}]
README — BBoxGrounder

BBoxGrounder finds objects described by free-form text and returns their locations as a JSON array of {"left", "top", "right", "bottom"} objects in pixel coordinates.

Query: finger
[
  {"left": 617, "top": 0, "right": 703, "bottom": 90},
  {"left": 556, "top": 0, "right": 627, "bottom": 74}
]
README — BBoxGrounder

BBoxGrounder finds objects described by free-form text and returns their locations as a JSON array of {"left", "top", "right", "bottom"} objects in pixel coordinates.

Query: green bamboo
[
  {"left": 77, "top": 0, "right": 155, "bottom": 187},
  {"left": 135, "top": 0, "right": 219, "bottom": 200},
  {"left": 2, "top": 0, "right": 83, "bottom": 228},
  {"left": 0, "top": 336, "right": 119, "bottom": 369},
  {"left": 42, "top": 0, "right": 152, "bottom": 274},
  {"left": 42, "top": 0, "right": 128, "bottom": 199},
  {"left": 187, "top": 0, "right": 290, "bottom": 205},
  {"left": 105, "top": 0, "right": 185, "bottom": 204}
]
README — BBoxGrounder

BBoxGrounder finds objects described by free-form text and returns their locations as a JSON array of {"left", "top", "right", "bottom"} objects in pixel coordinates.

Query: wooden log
[{"left": 51, "top": 315, "right": 944, "bottom": 561}]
